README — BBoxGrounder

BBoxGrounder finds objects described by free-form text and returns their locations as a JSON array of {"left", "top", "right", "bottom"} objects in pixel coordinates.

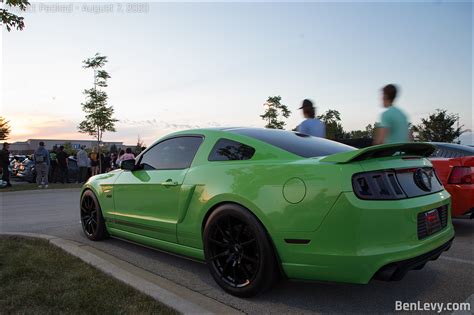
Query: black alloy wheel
[
  {"left": 80, "top": 190, "right": 108, "bottom": 241},
  {"left": 204, "top": 204, "right": 279, "bottom": 297}
]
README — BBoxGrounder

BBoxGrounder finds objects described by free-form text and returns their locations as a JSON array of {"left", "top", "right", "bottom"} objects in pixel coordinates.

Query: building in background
[{"left": 8, "top": 139, "right": 126, "bottom": 154}]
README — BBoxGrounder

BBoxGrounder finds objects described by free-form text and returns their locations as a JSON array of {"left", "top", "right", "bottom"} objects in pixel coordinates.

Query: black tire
[
  {"left": 203, "top": 204, "right": 280, "bottom": 297},
  {"left": 80, "top": 190, "right": 108, "bottom": 241}
]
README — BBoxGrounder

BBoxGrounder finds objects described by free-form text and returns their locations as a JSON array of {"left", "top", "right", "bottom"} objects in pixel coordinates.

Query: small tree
[
  {"left": 78, "top": 53, "right": 118, "bottom": 172},
  {"left": 0, "top": 116, "right": 11, "bottom": 140},
  {"left": 260, "top": 96, "right": 291, "bottom": 129},
  {"left": 62, "top": 142, "right": 77, "bottom": 156},
  {"left": 318, "top": 109, "right": 344, "bottom": 140},
  {"left": 134, "top": 135, "right": 145, "bottom": 155},
  {"left": 412, "top": 109, "right": 467, "bottom": 143},
  {"left": 1, "top": 0, "right": 30, "bottom": 31}
]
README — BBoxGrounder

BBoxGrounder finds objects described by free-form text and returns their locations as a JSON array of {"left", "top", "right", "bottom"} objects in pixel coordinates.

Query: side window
[
  {"left": 140, "top": 136, "right": 203, "bottom": 170},
  {"left": 208, "top": 138, "right": 255, "bottom": 161}
]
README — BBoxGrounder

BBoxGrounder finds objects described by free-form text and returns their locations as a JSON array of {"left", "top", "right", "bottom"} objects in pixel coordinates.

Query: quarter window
[
  {"left": 140, "top": 136, "right": 203, "bottom": 170},
  {"left": 208, "top": 138, "right": 255, "bottom": 161}
]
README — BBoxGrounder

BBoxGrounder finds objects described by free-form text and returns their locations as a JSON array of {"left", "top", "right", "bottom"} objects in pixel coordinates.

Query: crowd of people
[{"left": 0, "top": 141, "right": 140, "bottom": 189}]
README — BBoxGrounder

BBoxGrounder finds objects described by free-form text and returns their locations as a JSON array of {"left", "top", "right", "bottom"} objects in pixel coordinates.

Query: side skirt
[{"left": 108, "top": 227, "right": 205, "bottom": 262}]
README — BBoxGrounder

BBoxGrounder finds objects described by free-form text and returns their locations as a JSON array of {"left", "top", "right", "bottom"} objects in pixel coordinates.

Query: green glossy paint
[{"left": 82, "top": 129, "right": 454, "bottom": 284}]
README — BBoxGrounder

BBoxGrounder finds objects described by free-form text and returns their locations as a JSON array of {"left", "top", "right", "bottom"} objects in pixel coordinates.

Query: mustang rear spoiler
[{"left": 320, "top": 142, "right": 436, "bottom": 164}]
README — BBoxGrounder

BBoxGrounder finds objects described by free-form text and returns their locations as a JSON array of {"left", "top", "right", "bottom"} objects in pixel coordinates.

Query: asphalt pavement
[{"left": 1, "top": 188, "right": 473, "bottom": 314}]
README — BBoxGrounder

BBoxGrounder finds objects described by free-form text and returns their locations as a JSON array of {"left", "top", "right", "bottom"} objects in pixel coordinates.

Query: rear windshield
[{"left": 228, "top": 128, "right": 355, "bottom": 158}]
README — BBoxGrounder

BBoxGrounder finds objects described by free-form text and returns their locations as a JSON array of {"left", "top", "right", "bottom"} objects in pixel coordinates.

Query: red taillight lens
[{"left": 448, "top": 166, "right": 473, "bottom": 184}]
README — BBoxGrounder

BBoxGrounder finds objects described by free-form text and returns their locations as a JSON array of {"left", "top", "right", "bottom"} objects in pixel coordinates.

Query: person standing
[
  {"left": 373, "top": 84, "right": 410, "bottom": 145},
  {"left": 76, "top": 145, "right": 89, "bottom": 183},
  {"left": 56, "top": 146, "right": 69, "bottom": 184},
  {"left": 90, "top": 148, "right": 99, "bottom": 176},
  {"left": 49, "top": 145, "right": 58, "bottom": 183},
  {"left": 0, "top": 142, "right": 12, "bottom": 187},
  {"left": 34, "top": 141, "right": 50, "bottom": 188},
  {"left": 295, "top": 99, "right": 326, "bottom": 138}
]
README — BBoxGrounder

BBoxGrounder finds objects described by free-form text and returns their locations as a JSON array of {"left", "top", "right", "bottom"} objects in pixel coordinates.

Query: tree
[
  {"left": 78, "top": 53, "right": 118, "bottom": 172},
  {"left": 318, "top": 109, "right": 344, "bottom": 140},
  {"left": 412, "top": 109, "right": 467, "bottom": 143},
  {"left": 134, "top": 135, "right": 145, "bottom": 155},
  {"left": 1, "top": 0, "right": 30, "bottom": 31},
  {"left": 260, "top": 96, "right": 291, "bottom": 129},
  {"left": 0, "top": 117, "right": 11, "bottom": 140},
  {"left": 344, "top": 124, "right": 374, "bottom": 139},
  {"left": 62, "top": 142, "right": 78, "bottom": 156}
]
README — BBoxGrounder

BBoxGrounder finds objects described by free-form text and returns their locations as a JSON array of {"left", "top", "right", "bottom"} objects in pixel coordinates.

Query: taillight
[
  {"left": 352, "top": 171, "right": 406, "bottom": 200},
  {"left": 448, "top": 166, "right": 473, "bottom": 185}
]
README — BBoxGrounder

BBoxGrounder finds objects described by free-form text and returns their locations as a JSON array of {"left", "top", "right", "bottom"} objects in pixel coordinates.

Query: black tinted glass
[
  {"left": 140, "top": 136, "right": 203, "bottom": 170},
  {"left": 228, "top": 128, "right": 355, "bottom": 158},
  {"left": 209, "top": 139, "right": 255, "bottom": 161}
]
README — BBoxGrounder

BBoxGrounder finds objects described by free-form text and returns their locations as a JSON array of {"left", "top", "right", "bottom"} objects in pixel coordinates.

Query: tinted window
[
  {"left": 228, "top": 128, "right": 355, "bottom": 158},
  {"left": 208, "top": 138, "right": 255, "bottom": 161},
  {"left": 140, "top": 136, "right": 203, "bottom": 170}
]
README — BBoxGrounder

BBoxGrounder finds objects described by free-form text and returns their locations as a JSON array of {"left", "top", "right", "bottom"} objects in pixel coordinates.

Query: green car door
[{"left": 111, "top": 136, "right": 204, "bottom": 243}]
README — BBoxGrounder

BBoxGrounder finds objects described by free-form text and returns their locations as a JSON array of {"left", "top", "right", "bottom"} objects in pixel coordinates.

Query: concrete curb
[{"left": 1, "top": 232, "right": 243, "bottom": 315}]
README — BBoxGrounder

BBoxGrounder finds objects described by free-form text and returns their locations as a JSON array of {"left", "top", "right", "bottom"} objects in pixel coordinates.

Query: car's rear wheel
[
  {"left": 80, "top": 190, "right": 108, "bottom": 241},
  {"left": 203, "top": 204, "right": 279, "bottom": 297}
]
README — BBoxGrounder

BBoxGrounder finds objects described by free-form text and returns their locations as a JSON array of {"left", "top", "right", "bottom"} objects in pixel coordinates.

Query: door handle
[{"left": 161, "top": 179, "right": 179, "bottom": 186}]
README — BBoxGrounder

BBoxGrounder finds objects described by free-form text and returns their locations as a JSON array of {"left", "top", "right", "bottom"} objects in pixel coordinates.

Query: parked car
[
  {"left": 429, "top": 142, "right": 474, "bottom": 218},
  {"left": 16, "top": 156, "right": 79, "bottom": 183},
  {"left": 80, "top": 128, "right": 454, "bottom": 297},
  {"left": 9, "top": 155, "right": 27, "bottom": 177}
]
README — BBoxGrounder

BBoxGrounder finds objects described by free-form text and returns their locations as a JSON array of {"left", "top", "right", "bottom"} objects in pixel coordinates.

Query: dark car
[
  {"left": 430, "top": 142, "right": 474, "bottom": 158},
  {"left": 16, "top": 156, "right": 79, "bottom": 183}
]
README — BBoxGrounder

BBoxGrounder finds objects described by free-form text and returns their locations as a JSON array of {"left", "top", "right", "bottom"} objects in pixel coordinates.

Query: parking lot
[{"left": 1, "top": 188, "right": 473, "bottom": 314}]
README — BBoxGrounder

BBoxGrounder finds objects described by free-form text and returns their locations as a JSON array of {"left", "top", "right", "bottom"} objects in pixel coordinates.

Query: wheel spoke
[
  {"left": 235, "top": 224, "right": 244, "bottom": 242},
  {"left": 215, "top": 224, "right": 230, "bottom": 243},
  {"left": 209, "top": 238, "right": 227, "bottom": 247},
  {"left": 238, "top": 263, "right": 251, "bottom": 280},
  {"left": 242, "top": 254, "right": 258, "bottom": 264},
  {"left": 210, "top": 250, "right": 230, "bottom": 261},
  {"left": 241, "top": 238, "right": 256, "bottom": 247}
]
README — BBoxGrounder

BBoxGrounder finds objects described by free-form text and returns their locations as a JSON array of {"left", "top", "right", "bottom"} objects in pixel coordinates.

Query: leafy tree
[
  {"left": 412, "top": 109, "right": 467, "bottom": 143},
  {"left": 318, "top": 109, "right": 344, "bottom": 140},
  {"left": 1, "top": 0, "right": 30, "bottom": 31},
  {"left": 134, "top": 135, "right": 145, "bottom": 155},
  {"left": 62, "top": 142, "right": 77, "bottom": 156},
  {"left": 0, "top": 116, "right": 11, "bottom": 140},
  {"left": 260, "top": 96, "right": 291, "bottom": 129},
  {"left": 78, "top": 53, "right": 118, "bottom": 172},
  {"left": 344, "top": 124, "right": 374, "bottom": 139}
]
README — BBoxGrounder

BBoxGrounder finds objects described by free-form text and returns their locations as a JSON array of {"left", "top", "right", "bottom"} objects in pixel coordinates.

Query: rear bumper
[
  {"left": 374, "top": 237, "right": 453, "bottom": 281},
  {"left": 276, "top": 190, "right": 455, "bottom": 284},
  {"left": 445, "top": 184, "right": 474, "bottom": 217}
]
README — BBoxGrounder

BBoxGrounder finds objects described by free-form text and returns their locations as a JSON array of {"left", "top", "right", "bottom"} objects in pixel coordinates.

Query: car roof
[{"left": 430, "top": 142, "right": 474, "bottom": 153}]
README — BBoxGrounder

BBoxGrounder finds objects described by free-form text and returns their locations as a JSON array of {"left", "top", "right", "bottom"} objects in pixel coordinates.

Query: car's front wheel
[
  {"left": 203, "top": 204, "right": 280, "bottom": 297},
  {"left": 80, "top": 190, "right": 108, "bottom": 241}
]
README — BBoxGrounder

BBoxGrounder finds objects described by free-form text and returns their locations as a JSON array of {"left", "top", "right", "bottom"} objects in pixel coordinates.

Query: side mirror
[{"left": 120, "top": 159, "right": 136, "bottom": 171}]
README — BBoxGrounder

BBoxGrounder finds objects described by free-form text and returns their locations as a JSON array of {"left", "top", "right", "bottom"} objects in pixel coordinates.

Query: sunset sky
[{"left": 1, "top": 0, "right": 472, "bottom": 145}]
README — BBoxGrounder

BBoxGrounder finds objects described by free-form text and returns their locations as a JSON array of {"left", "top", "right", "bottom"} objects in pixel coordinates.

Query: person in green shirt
[{"left": 374, "top": 84, "right": 410, "bottom": 145}]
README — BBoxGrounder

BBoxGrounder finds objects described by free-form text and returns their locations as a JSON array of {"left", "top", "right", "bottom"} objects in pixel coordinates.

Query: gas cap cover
[{"left": 283, "top": 177, "right": 306, "bottom": 204}]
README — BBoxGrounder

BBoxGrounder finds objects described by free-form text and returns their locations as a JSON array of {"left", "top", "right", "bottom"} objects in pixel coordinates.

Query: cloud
[{"left": 7, "top": 114, "right": 224, "bottom": 146}]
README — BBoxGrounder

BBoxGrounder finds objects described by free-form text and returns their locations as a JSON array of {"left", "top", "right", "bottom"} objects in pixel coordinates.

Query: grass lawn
[
  {"left": 0, "top": 236, "right": 178, "bottom": 315},
  {"left": 0, "top": 182, "right": 83, "bottom": 192}
]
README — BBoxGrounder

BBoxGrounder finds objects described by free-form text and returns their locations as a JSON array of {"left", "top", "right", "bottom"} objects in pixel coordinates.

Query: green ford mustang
[{"left": 80, "top": 128, "right": 454, "bottom": 297}]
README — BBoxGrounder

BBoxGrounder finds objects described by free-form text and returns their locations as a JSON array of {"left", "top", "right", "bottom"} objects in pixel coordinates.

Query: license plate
[{"left": 424, "top": 209, "right": 441, "bottom": 235}]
